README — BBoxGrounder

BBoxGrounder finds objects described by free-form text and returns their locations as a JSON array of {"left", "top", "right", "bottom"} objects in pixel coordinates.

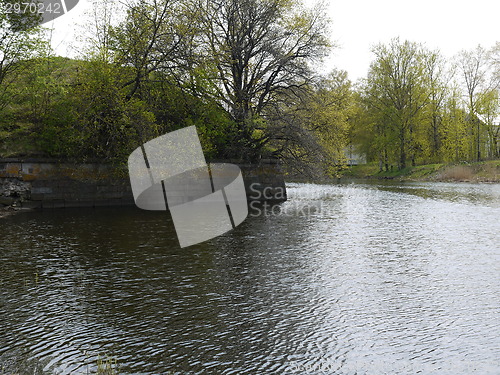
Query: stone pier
[{"left": 0, "top": 159, "right": 286, "bottom": 209}]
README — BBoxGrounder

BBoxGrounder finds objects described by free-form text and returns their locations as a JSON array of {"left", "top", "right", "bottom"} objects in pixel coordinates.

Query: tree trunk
[
  {"left": 400, "top": 126, "right": 406, "bottom": 169},
  {"left": 477, "top": 122, "right": 481, "bottom": 161}
]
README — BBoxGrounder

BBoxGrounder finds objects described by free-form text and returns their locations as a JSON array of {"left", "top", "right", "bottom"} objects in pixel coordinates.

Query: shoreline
[{"left": 339, "top": 160, "right": 500, "bottom": 184}]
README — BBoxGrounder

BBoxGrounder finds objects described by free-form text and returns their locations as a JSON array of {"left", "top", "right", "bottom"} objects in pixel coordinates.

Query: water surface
[{"left": 1, "top": 181, "right": 499, "bottom": 374}]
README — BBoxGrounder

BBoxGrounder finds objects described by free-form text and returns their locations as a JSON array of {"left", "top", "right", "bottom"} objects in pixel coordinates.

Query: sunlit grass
[{"left": 341, "top": 160, "right": 500, "bottom": 182}]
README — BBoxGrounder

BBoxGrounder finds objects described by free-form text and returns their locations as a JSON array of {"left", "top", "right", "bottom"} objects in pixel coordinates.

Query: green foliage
[
  {"left": 5, "top": 1, "right": 498, "bottom": 177},
  {"left": 0, "top": 0, "right": 342, "bottom": 174},
  {"left": 362, "top": 38, "right": 431, "bottom": 169},
  {"left": 351, "top": 39, "right": 500, "bottom": 170},
  {"left": 0, "top": 54, "right": 238, "bottom": 162},
  {"left": 267, "top": 70, "right": 353, "bottom": 177},
  {"left": 0, "top": 1, "right": 47, "bottom": 113},
  {"left": 68, "top": 58, "right": 151, "bottom": 161}
]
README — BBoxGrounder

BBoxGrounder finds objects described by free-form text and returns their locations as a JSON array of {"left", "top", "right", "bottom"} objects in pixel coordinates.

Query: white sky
[
  {"left": 49, "top": 0, "right": 500, "bottom": 82},
  {"left": 323, "top": 0, "right": 500, "bottom": 81}
]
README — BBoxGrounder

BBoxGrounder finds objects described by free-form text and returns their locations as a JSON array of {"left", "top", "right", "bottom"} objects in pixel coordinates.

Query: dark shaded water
[{"left": 1, "top": 181, "right": 499, "bottom": 374}]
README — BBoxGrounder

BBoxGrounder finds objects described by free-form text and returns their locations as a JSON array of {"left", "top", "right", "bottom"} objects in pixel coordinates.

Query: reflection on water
[{"left": 0, "top": 182, "right": 499, "bottom": 374}]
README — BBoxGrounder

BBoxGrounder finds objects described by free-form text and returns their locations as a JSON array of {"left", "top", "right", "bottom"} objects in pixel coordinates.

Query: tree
[
  {"left": 196, "top": 0, "right": 331, "bottom": 160},
  {"left": 440, "top": 86, "right": 470, "bottom": 162},
  {"left": 109, "top": 0, "right": 194, "bottom": 102},
  {"left": 423, "top": 50, "right": 448, "bottom": 162},
  {"left": 84, "top": 0, "right": 121, "bottom": 62},
  {"left": 308, "top": 70, "right": 352, "bottom": 174},
  {"left": 353, "top": 84, "right": 398, "bottom": 171},
  {"left": 0, "top": 0, "right": 46, "bottom": 113},
  {"left": 483, "top": 43, "right": 500, "bottom": 159},
  {"left": 489, "top": 41, "right": 500, "bottom": 83},
  {"left": 456, "top": 45, "right": 499, "bottom": 161},
  {"left": 268, "top": 69, "right": 353, "bottom": 177},
  {"left": 364, "top": 38, "right": 430, "bottom": 169},
  {"left": 87, "top": 0, "right": 334, "bottom": 164},
  {"left": 69, "top": 58, "right": 159, "bottom": 161},
  {"left": 477, "top": 88, "right": 500, "bottom": 158}
]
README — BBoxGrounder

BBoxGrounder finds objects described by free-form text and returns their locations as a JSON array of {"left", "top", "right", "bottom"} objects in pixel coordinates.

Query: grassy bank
[{"left": 341, "top": 160, "right": 500, "bottom": 183}]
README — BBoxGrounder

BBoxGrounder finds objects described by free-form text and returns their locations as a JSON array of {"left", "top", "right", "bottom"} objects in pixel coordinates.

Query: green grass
[
  {"left": 340, "top": 163, "right": 379, "bottom": 178},
  {"left": 340, "top": 160, "right": 500, "bottom": 182}
]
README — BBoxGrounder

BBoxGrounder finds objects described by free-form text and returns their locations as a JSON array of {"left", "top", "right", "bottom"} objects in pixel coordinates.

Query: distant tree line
[{"left": 352, "top": 38, "right": 500, "bottom": 171}]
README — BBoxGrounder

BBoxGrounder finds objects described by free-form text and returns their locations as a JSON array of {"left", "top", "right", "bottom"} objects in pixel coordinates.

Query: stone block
[
  {"left": 64, "top": 200, "right": 95, "bottom": 208},
  {"left": 0, "top": 163, "right": 21, "bottom": 178},
  {"left": 0, "top": 196, "right": 15, "bottom": 205},
  {"left": 42, "top": 200, "right": 66, "bottom": 209},
  {"left": 21, "top": 201, "right": 42, "bottom": 209},
  {"left": 31, "top": 186, "right": 53, "bottom": 194},
  {"left": 93, "top": 199, "right": 112, "bottom": 207},
  {"left": 20, "top": 163, "right": 42, "bottom": 181}
]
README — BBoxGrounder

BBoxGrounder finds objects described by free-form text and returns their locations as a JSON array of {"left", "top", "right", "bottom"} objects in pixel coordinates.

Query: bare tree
[
  {"left": 109, "top": 0, "right": 194, "bottom": 100},
  {"left": 456, "top": 45, "right": 498, "bottom": 161},
  {"left": 197, "top": 0, "right": 331, "bottom": 159},
  {"left": 489, "top": 41, "right": 500, "bottom": 82}
]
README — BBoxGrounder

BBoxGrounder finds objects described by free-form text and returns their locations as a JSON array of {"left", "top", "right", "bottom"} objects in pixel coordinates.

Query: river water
[{"left": 0, "top": 181, "right": 499, "bottom": 374}]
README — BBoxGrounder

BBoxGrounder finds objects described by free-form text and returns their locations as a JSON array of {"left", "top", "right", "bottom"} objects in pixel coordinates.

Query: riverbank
[
  {"left": 340, "top": 160, "right": 500, "bottom": 183},
  {"left": 0, "top": 159, "right": 287, "bottom": 211}
]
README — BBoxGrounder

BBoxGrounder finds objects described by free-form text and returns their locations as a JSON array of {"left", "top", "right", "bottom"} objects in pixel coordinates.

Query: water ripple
[{"left": 0, "top": 183, "right": 499, "bottom": 374}]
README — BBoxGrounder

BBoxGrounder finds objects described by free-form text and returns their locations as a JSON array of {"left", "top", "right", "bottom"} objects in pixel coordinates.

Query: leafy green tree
[
  {"left": 353, "top": 87, "right": 399, "bottom": 171},
  {"left": 141, "top": 74, "right": 237, "bottom": 159},
  {"left": 364, "top": 38, "right": 431, "bottom": 169},
  {"left": 69, "top": 57, "right": 158, "bottom": 161},
  {"left": 440, "top": 86, "right": 470, "bottom": 162},
  {"left": 0, "top": 0, "right": 46, "bottom": 114},
  {"left": 349, "top": 91, "right": 374, "bottom": 165},
  {"left": 304, "top": 70, "right": 353, "bottom": 176},
  {"left": 422, "top": 50, "right": 449, "bottom": 162},
  {"left": 477, "top": 88, "right": 500, "bottom": 158},
  {"left": 93, "top": 0, "right": 334, "bottom": 164},
  {"left": 266, "top": 70, "right": 353, "bottom": 177},
  {"left": 13, "top": 56, "right": 80, "bottom": 157}
]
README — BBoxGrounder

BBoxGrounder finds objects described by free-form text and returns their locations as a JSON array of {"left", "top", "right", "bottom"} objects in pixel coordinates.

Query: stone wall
[
  {"left": 0, "top": 159, "right": 286, "bottom": 209},
  {"left": 234, "top": 160, "right": 287, "bottom": 202}
]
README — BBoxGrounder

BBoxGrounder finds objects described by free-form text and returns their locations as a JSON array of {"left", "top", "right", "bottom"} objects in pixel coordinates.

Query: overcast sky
[
  {"left": 323, "top": 0, "right": 500, "bottom": 81},
  {"left": 49, "top": 0, "right": 500, "bottom": 82}
]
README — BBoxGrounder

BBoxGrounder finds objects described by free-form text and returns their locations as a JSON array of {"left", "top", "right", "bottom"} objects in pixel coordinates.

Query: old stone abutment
[{"left": 0, "top": 159, "right": 286, "bottom": 209}]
